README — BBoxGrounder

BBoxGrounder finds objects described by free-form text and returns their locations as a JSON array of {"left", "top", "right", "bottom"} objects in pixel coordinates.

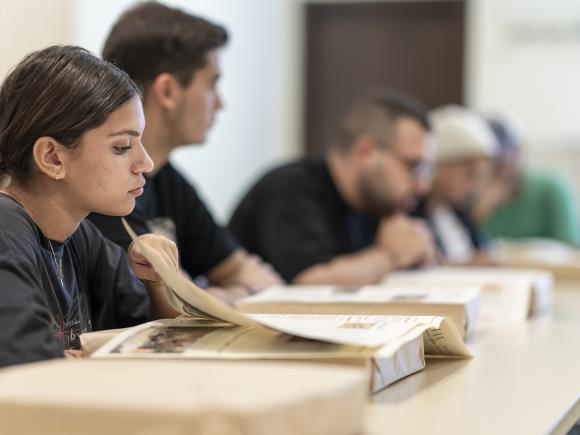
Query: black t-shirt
[
  {"left": 228, "top": 159, "right": 378, "bottom": 282},
  {"left": 0, "top": 194, "right": 150, "bottom": 368},
  {"left": 89, "top": 163, "right": 238, "bottom": 279}
]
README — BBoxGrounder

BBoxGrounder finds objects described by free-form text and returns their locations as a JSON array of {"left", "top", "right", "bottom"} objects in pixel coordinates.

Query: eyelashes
[
  {"left": 113, "top": 142, "right": 132, "bottom": 154},
  {"left": 113, "top": 144, "right": 132, "bottom": 154}
]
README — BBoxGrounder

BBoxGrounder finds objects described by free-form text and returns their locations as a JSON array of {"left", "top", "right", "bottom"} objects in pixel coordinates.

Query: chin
[
  {"left": 189, "top": 135, "right": 206, "bottom": 145},
  {"left": 187, "top": 128, "right": 207, "bottom": 144},
  {"left": 95, "top": 201, "right": 135, "bottom": 217}
]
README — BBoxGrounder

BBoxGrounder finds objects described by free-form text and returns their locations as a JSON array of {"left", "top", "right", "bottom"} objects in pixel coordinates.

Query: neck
[
  {"left": 2, "top": 178, "right": 84, "bottom": 241},
  {"left": 325, "top": 149, "right": 364, "bottom": 212},
  {"left": 142, "top": 99, "right": 177, "bottom": 175}
]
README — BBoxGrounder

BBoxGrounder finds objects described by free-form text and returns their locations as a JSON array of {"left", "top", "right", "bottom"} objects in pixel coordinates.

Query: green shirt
[{"left": 482, "top": 170, "right": 580, "bottom": 246}]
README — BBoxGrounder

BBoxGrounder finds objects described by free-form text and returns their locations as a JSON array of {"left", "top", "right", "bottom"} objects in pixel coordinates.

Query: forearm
[
  {"left": 445, "top": 249, "right": 495, "bottom": 267},
  {"left": 469, "top": 249, "right": 496, "bottom": 266},
  {"left": 206, "top": 249, "right": 282, "bottom": 293},
  {"left": 206, "top": 250, "right": 246, "bottom": 286},
  {"left": 292, "top": 246, "right": 394, "bottom": 286}
]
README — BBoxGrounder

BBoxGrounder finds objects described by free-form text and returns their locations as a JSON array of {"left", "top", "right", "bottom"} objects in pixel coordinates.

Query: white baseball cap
[{"left": 430, "top": 105, "right": 500, "bottom": 162}]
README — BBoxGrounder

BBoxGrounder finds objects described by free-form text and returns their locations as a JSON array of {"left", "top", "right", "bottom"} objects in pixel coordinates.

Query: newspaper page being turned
[
  {"left": 123, "top": 218, "right": 258, "bottom": 327},
  {"left": 118, "top": 220, "right": 471, "bottom": 391},
  {"left": 121, "top": 219, "right": 471, "bottom": 350}
]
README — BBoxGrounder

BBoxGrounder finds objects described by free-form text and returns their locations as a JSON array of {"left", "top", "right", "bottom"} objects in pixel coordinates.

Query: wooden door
[{"left": 305, "top": 1, "right": 465, "bottom": 154}]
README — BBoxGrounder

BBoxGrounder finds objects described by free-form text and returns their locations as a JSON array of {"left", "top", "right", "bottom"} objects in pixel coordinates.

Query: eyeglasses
[{"left": 385, "top": 148, "right": 434, "bottom": 182}]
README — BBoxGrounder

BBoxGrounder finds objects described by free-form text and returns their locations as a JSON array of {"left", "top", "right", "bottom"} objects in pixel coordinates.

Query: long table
[{"left": 366, "top": 285, "right": 580, "bottom": 435}]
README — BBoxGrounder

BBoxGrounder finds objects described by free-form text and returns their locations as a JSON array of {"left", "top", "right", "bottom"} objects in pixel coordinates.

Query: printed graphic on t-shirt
[
  {"left": 54, "top": 317, "right": 83, "bottom": 349},
  {"left": 51, "top": 293, "right": 91, "bottom": 350}
]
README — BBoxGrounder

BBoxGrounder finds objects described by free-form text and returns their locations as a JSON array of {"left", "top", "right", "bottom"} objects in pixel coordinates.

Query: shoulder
[
  {"left": 0, "top": 194, "right": 41, "bottom": 251},
  {"left": 236, "top": 161, "right": 342, "bottom": 227},
  {"left": 263, "top": 159, "right": 327, "bottom": 183},
  {"left": 524, "top": 170, "right": 573, "bottom": 197},
  {"left": 0, "top": 194, "right": 36, "bottom": 228},
  {"left": 248, "top": 159, "right": 331, "bottom": 199}
]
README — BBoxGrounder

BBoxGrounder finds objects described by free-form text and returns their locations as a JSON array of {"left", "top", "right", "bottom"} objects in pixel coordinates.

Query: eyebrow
[{"left": 107, "top": 129, "right": 141, "bottom": 137}]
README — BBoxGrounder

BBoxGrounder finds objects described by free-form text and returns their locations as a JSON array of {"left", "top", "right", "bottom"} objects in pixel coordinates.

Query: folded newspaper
[
  {"left": 0, "top": 359, "right": 367, "bottom": 435},
  {"left": 384, "top": 266, "right": 553, "bottom": 324},
  {"left": 236, "top": 285, "right": 480, "bottom": 340},
  {"left": 490, "top": 239, "right": 580, "bottom": 281},
  {"left": 97, "top": 220, "right": 471, "bottom": 393}
]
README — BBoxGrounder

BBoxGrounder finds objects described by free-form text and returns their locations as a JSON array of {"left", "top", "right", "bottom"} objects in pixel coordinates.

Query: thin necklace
[{"left": 48, "top": 240, "right": 64, "bottom": 288}]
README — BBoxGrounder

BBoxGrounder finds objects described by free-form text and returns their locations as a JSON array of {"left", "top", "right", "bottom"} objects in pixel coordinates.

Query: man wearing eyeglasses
[{"left": 228, "top": 89, "right": 437, "bottom": 285}]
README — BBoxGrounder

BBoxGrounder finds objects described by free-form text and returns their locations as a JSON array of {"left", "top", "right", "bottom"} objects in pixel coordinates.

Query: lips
[
  {"left": 129, "top": 187, "right": 144, "bottom": 196},
  {"left": 129, "top": 178, "right": 146, "bottom": 195}
]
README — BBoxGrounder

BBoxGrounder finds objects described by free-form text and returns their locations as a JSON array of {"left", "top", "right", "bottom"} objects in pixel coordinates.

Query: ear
[
  {"left": 351, "top": 135, "right": 381, "bottom": 167},
  {"left": 31, "top": 137, "right": 67, "bottom": 180},
  {"left": 147, "top": 73, "right": 184, "bottom": 112}
]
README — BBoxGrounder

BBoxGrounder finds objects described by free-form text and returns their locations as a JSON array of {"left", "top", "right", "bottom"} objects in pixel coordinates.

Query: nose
[{"left": 132, "top": 141, "right": 154, "bottom": 174}]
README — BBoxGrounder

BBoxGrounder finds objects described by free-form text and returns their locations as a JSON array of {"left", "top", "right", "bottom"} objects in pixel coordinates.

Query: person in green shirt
[{"left": 471, "top": 117, "right": 580, "bottom": 247}]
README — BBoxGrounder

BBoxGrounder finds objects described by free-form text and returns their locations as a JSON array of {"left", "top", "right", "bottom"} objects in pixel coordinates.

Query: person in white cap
[{"left": 412, "top": 104, "right": 500, "bottom": 264}]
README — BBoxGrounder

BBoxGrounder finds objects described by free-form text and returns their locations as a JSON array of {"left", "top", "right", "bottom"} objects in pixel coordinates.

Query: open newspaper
[
  {"left": 384, "top": 266, "right": 553, "bottom": 324},
  {"left": 236, "top": 285, "right": 481, "bottom": 340},
  {"left": 97, "top": 220, "right": 470, "bottom": 393}
]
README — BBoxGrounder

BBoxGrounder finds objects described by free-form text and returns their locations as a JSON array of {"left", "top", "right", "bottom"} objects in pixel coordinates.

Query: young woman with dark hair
[{"left": 0, "top": 45, "right": 180, "bottom": 368}]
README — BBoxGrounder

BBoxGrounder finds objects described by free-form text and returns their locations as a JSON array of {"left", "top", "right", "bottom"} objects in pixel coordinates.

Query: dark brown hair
[
  {"left": 331, "top": 89, "right": 431, "bottom": 153},
  {"left": 0, "top": 45, "right": 141, "bottom": 183},
  {"left": 103, "top": 1, "right": 228, "bottom": 90}
]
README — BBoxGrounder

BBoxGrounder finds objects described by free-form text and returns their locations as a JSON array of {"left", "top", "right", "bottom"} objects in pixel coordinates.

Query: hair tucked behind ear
[{"left": 0, "top": 45, "right": 141, "bottom": 183}]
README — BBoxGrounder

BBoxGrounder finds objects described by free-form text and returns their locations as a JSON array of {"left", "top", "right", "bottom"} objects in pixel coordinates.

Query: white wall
[
  {"left": 465, "top": 0, "right": 580, "bottom": 150},
  {"left": 73, "top": 0, "right": 303, "bottom": 223},
  {"left": 0, "top": 0, "right": 73, "bottom": 80}
]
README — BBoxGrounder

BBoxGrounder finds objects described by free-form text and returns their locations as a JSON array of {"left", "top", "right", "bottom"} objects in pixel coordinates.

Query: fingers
[
  {"left": 252, "top": 257, "right": 284, "bottom": 284},
  {"left": 376, "top": 215, "right": 437, "bottom": 269},
  {"left": 160, "top": 239, "right": 179, "bottom": 273},
  {"left": 64, "top": 349, "right": 85, "bottom": 359},
  {"left": 129, "top": 234, "right": 181, "bottom": 282}
]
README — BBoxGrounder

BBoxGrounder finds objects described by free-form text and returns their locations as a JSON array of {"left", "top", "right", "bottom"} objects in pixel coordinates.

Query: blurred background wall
[{"left": 1, "top": 0, "right": 580, "bottom": 222}]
